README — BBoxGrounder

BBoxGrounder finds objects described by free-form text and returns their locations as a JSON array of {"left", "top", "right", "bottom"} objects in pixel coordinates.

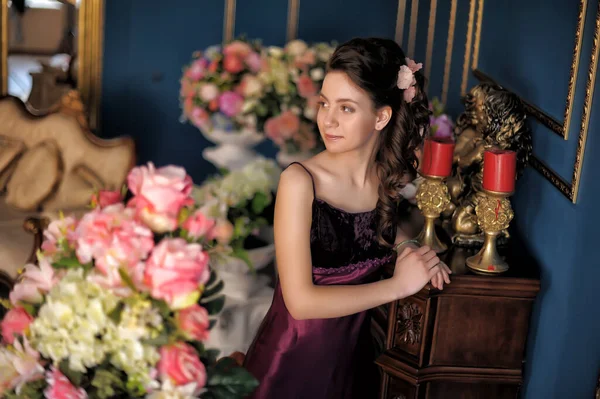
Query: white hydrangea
[
  {"left": 104, "top": 300, "right": 162, "bottom": 388},
  {"left": 146, "top": 379, "right": 201, "bottom": 399},
  {"left": 29, "top": 269, "right": 119, "bottom": 372},
  {"left": 193, "top": 157, "right": 281, "bottom": 211}
]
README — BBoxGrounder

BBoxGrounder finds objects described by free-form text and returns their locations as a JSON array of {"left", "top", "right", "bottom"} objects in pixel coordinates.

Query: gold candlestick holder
[
  {"left": 415, "top": 175, "right": 450, "bottom": 253},
  {"left": 466, "top": 189, "right": 514, "bottom": 274}
]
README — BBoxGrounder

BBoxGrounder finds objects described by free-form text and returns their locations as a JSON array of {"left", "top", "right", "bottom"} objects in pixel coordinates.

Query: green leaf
[
  {"left": 209, "top": 319, "right": 217, "bottom": 330},
  {"left": 206, "top": 269, "right": 218, "bottom": 287},
  {"left": 4, "top": 378, "right": 47, "bottom": 399},
  {"left": 205, "top": 358, "right": 260, "bottom": 397},
  {"left": 143, "top": 330, "right": 170, "bottom": 346},
  {"left": 51, "top": 256, "right": 83, "bottom": 269},
  {"left": 20, "top": 302, "right": 38, "bottom": 318},
  {"left": 250, "top": 192, "right": 270, "bottom": 215},
  {"left": 203, "top": 348, "right": 221, "bottom": 365},
  {"left": 59, "top": 359, "right": 84, "bottom": 387},
  {"left": 118, "top": 268, "right": 137, "bottom": 292},
  {"left": 204, "top": 279, "right": 224, "bottom": 298},
  {"left": 107, "top": 302, "right": 125, "bottom": 324},
  {"left": 232, "top": 247, "right": 255, "bottom": 273},
  {"left": 91, "top": 369, "right": 126, "bottom": 399},
  {"left": 201, "top": 295, "right": 225, "bottom": 315}
]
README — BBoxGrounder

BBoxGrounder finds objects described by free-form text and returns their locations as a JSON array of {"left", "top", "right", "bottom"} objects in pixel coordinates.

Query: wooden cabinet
[{"left": 374, "top": 245, "right": 540, "bottom": 399}]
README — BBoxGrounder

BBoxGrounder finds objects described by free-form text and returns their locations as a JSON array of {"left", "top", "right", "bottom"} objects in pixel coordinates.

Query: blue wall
[
  {"left": 431, "top": 0, "right": 600, "bottom": 397},
  {"left": 101, "top": 0, "right": 398, "bottom": 184},
  {"left": 101, "top": 1, "right": 600, "bottom": 397}
]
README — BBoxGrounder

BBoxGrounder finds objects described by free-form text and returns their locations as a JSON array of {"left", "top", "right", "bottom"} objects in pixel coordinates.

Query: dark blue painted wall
[
  {"left": 101, "top": 1, "right": 600, "bottom": 397},
  {"left": 101, "top": 0, "right": 399, "bottom": 184}
]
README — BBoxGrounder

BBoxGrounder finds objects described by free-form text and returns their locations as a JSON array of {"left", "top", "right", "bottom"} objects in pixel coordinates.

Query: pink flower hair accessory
[{"left": 397, "top": 57, "right": 423, "bottom": 103}]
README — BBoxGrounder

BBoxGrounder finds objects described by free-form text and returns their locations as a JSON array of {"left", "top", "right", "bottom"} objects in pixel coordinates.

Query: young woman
[{"left": 243, "top": 37, "right": 452, "bottom": 398}]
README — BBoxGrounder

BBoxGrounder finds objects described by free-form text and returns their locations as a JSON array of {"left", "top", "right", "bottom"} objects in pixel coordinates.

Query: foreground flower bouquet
[{"left": 0, "top": 163, "right": 259, "bottom": 399}]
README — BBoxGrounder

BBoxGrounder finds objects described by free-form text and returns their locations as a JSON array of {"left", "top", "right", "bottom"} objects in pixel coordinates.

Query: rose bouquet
[
  {"left": 429, "top": 97, "right": 454, "bottom": 139},
  {"left": 179, "top": 38, "right": 277, "bottom": 136},
  {"left": 192, "top": 157, "right": 281, "bottom": 270},
  {"left": 0, "top": 163, "right": 258, "bottom": 399},
  {"left": 258, "top": 40, "right": 335, "bottom": 156}
]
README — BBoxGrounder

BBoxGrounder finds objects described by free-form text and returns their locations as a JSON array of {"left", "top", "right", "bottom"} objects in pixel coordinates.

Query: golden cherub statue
[{"left": 443, "top": 82, "right": 532, "bottom": 245}]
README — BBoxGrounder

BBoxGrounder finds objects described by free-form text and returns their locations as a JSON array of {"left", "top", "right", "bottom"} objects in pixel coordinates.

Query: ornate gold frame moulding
[
  {"left": 223, "top": 0, "right": 236, "bottom": 44},
  {"left": 470, "top": 2, "right": 600, "bottom": 204},
  {"left": 0, "top": 0, "right": 105, "bottom": 131},
  {"left": 465, "top": 0, "right": 588, "bottom": 140},
  {"left": 287, "top": 0, "right": 300, "bottom": 41}
]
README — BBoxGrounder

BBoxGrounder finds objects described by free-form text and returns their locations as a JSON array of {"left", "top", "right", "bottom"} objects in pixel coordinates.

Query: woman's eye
[
  {"left": 342, "top": 105, "right": 354, "bottom": 113},
  {"left": 317, "top": 101, "right": 328, "bottom": 108}
]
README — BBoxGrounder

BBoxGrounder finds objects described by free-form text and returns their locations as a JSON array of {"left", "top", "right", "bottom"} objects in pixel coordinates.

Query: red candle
[
  {"left": 420, "top": 137, "right": 455, "bottom": 178},
  {"left": 483, "top": 149, "right": 517, "bottom": 193}
]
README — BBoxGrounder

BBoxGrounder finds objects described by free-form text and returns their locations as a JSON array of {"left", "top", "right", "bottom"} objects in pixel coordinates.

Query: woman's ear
[{"left": 375, "top": 106, "right": 392, "bottom": 131}]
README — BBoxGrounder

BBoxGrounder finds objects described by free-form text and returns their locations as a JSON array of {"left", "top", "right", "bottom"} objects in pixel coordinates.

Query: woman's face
[{"left": 317, "top": 71, "right": 390, "bottom": 154}]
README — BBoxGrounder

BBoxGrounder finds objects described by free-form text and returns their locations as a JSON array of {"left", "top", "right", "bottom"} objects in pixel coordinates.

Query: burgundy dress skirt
[{"left": 243, "top": 163, "right": 395, "bottom": 399}]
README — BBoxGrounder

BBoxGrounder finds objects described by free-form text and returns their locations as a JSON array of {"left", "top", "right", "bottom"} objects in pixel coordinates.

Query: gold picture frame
[
  {"left": 467, "top": 0, "right": 600, "bottom": 203},
  {"left": 0, "top": 0, "right": 105, "bottom": 131},
  {"left": 465, "top": 0, "right": 589, "bottom": 141}
]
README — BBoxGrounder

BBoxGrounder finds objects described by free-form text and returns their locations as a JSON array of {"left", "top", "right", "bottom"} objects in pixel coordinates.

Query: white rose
[
  {"left": 242, "top": 75, "right": 263, "bottom": 97},
  {"left": 268, "top": 46, "right": 284, "bottom": 58},
  {"left": 285, "top": 39, "right": 308, "bottom": 56},
  {"left": 242, "top": 99, "right": 258, "bottom": 113},
  {"left": 304, "top": 106, "right": 316, "bottom": 120},
  {"left": 291, "top": 106, "right": 302, "bottom": 115},
  {"left": 310, "top": 67, "right": 324, "bottom": 81},
  {"left": 199, "top": 83, "right": 219, "bottom": 102}
]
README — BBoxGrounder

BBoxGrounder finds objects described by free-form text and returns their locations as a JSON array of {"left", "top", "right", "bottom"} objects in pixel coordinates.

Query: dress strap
[{"left": 286, "top": 162, "right": 316, "bottom": 198}]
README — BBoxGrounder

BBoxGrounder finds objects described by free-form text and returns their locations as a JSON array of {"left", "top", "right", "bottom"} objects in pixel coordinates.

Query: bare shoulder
[{"left": 279, "top": 163, "right": 314, "bottom": 200}]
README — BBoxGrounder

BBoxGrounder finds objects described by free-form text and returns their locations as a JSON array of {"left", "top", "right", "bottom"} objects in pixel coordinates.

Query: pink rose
[
  {"left": 403, "top": 85, "right": 417, "bottom": 103},
  {"left": 180, "top": 78, "right": 194, "bottom": 98},
  {"left": 91, "top": 189, "right": 123, "bottom": 209},
  {"left": 41, "top": 216, "right": 78, "bottom": 258},
  {"left": 294, "top": 49, "right": 316, "bottom": 69},
  {"left": 198, "top": 83, "right": 219, "bottom": 102},
  {"left": 176, "top": 304, "right": 210, "bottom": 341},
  {"left": 190, "top": 107, "right": 210, "bottom": 130},
  {"left": 297, "top": 74, "right": 317, "bottom": 98},
  {"left": 223, "top": 41, "right": 252, "bottom": 57},
  {"left": 44, "top": 367, "right": 87, "bottom": 399},
  {"left": 127, "top": 162, "right": 194, "bottom": 233},
  {"left": 218, "top": 91, "right": 244, "bottom": 118},
  {"left": 223, "top": 54, "right": 244, "bottom": 74},
  {"left": 405, "top": 57, "right": 423, "bottom": 73},
  {"left": 185, "top": 59, "right": 208, "bottom": 81},
  {"left": 277, "top": 111, "right": 300, "bottom": 139},
  {"left": 75, "top": 204, "right": 154, "bottom": 290},
  {"left": 144, "top": 238, "right": 210, "bottom": 309},
  {"left": 208, "top": 219, "right": 234, "bottom": 244},
  {"left": 183, "top": 210, "right": 215, "bottom": 240},
  {"left": 237, "top": 74, "right": 263, "bottom": 98},
  {"left": 264, "top": 117, "right": 284, "bottom": 146},
  {"left": 1, "top": 307, "right": 33, "bottom": 344},
  {"left": 158, "top": 343, "right": 207, "bottom": 390},
  {"left": 0, "top": 338, "right": 44, "bottom": 395},
  {"left": 397, "top": 65, "right": 414, "bottom": 90},
  {"left": 245, "top": 52, "right": 263, "bottom": 73},
  {"left": 9, "top": 258, "right": 57, "bottom": 305}
]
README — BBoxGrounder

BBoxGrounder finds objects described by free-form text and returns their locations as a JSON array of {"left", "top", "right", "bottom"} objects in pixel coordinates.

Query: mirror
[{"left": 0, "top": 0, "right": 103, "bottom": 130}]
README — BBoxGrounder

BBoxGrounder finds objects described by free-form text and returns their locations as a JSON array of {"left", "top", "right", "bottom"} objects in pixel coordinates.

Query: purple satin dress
[{"left": 243, "top": 163, "right": 395, "bottom": 399}]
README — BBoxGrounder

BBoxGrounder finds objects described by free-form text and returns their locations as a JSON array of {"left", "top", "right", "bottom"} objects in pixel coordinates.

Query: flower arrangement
[
  {"left": 429, "top": 97, "right": 454, "bottom": 139},
  {"left": 0, "top": 163, "right": 258, "bottom": 399},
  {"left": 259, "top": 40, "right": 335, "bottom": 155},
  {"left": 193, "top": 157, "right": 281, "bottom": 270},
  {"left": 179, "top": 38, "right": 277, "bottom": 135}
]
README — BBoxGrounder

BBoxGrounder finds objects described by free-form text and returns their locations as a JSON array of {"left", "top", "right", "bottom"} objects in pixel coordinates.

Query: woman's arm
[{"left": 275, "top": 165, "right": 439, "bottom": 320}]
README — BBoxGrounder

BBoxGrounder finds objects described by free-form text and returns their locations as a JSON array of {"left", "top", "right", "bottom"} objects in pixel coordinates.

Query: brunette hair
[{"left": 327, "top": 37, "right": 430, "bottom": 246}]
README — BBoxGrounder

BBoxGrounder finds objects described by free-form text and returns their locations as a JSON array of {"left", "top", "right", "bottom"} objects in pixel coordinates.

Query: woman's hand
[{"left": 390, "top": 245, "right": 451, "bottom": 299}]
